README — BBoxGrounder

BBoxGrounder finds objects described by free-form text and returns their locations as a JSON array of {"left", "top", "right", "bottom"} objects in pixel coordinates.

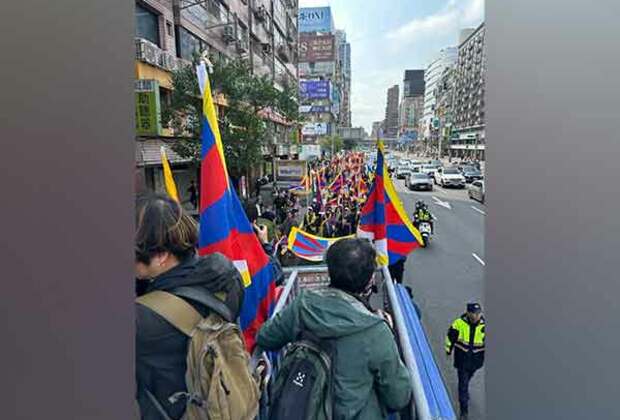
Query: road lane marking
[
  {"left": 472, "top": 253, "right": 486, "bottom": 266},
  {"left": 471, "top": 206, "right": 486, "bottom": 216},
  {"left": 432, "top": 196, "right": 452, "bottom": 210}
]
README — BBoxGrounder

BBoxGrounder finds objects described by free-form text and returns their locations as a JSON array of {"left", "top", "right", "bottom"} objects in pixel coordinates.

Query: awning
[{"left": 135, "top": 138, "right": 194, "bottom": 167}]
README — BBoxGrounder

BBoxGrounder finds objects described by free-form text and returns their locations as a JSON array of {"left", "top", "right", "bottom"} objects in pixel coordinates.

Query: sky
[{"left": 298, "top": 0, "right": 484, "bottom": 134}]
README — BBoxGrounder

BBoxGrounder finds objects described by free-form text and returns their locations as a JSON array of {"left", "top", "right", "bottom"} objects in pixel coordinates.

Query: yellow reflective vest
[{"left": 445, "top": 315, "right": 485, "bottom": 370}]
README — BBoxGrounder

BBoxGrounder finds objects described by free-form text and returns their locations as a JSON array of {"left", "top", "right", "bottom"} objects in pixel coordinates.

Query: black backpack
[{"left": 269, "top": 330, "right": 336, "bottom": 420}]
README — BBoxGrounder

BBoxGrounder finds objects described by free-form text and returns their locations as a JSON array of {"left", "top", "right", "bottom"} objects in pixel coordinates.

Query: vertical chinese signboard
[{"left": 135, "top": 79, "right": 162, "bottom": 136}]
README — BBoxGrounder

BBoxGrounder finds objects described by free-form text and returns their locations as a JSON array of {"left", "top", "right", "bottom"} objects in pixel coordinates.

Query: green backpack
[{"left": 269, "top": 331, "right": 336, "bottom": 420}]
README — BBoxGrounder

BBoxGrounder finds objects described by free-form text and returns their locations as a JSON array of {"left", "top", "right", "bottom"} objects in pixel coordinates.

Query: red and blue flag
[
  {"left": 287, "top": 227, "right": 353, "bottom": 262},
  {"left": 196, "top": 62, "right": 276, "bottom": 351},
  {"left": 357, "top": 141, "right": 424, "bottom": 265}
]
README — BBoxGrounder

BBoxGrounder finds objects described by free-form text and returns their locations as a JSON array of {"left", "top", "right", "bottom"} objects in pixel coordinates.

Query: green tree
[
  {"left": 343, "top": 138, "right": 356, "bottom": 150},
  {"left": 319, "top": 135, "right": 344, "bottom": 155},
  {"left": 161, "top": 57, "right": 299, "bottom": 180}
]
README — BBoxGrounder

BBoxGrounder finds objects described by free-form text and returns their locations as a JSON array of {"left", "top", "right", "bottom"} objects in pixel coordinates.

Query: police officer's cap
[{"left": 466, "top": 302, "right": 482, "bottom": 313}]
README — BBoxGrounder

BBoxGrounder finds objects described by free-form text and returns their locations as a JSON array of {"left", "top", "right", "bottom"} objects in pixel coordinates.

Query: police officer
[{"left": 445, "top": 303, "right": 485, "bottom": 420}]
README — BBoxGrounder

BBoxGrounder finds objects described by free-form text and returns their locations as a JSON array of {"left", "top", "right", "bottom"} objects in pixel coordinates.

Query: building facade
[
  {"left": 403, "top": 69, "right": 425, "bottom": 98},
  {"left": 336, "top": 30, "right": 351, "bottom": 128},
  {"left": 298, "top": 6, "right": 338, "bottom": 149},
  {"left": 399, "top": 69, "right": 425, "bottom": 141},
  {"left": 384, "top": 84, "right": 400, "bottom": 138},
  {"left": 450, "top": 22, "right": 486, "bottom": 160},
  {"left": 134, "top": 0, "right": 299, "bottom": 201},
  {"left": 422, "top": 47, "right": 457, "bottom": 139}
]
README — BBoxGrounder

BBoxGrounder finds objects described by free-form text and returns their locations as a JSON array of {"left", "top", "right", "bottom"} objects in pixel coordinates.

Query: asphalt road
[{"left": 393, "top": 176, "right": 486, "bottom": 420}]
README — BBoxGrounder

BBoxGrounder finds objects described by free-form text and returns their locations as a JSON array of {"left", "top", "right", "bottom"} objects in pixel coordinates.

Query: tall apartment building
[
  {"left": 433, "top": 66, "right": 456, "bottom": 156},
  {"left": 336, "top": 30, "right": 351, "bottom": 128},
  {"left": 422, "top": 47, "right": 457, "bottom": 139},
  {"left": 384, "top": 84, "right": 400, "bottom": 138},
  {"left": 399, "top": 69, "right": 425, "bottom": 140},
  {"left": 134, "top": 0, "right": 299, "bottom": 197},
  {"left": 403, "top": 69, "right": 425, "bottom": 98},
  {"left": 298, "top": 6, "right": 342, "bottom": 150},
  {"left": 451, "top": 22, "right": 486, "bottom": 160}
]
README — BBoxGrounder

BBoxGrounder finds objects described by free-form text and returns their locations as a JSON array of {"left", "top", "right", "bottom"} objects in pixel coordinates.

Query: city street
[{"left": 394, "top": 177, "right": 486, "bottom": 419}]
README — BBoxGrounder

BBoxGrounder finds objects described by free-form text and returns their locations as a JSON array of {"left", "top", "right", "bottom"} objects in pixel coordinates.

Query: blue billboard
[
  {"left": 298, "top": 7, "right": 334, "bottom": 33},
  {"left": 299, "top": 80, "right": 330, "bottom": 100}
]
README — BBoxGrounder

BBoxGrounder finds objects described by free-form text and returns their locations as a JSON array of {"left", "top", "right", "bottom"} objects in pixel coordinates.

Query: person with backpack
[
  {"left": 135, "top": 193, "right": 259, "bottom": 420},
  {"left": 256, "top": 238, "right": 412, "bottom": 420}
]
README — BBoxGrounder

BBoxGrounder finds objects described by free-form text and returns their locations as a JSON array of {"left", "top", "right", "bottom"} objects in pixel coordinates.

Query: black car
[
  {"left": 407, "top": 173, "right": 433, "bottom": 191},
  {"left": 462, "top": 168, "right": 483, "bottom": 183}
]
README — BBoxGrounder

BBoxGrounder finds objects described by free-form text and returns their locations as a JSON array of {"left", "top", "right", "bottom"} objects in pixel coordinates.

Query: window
[
  {"left": 178, "top": 27, "right": 205, "bottom": 61},
  {"left": 135, "top": 3, "right": 160, "bottom": 46}
]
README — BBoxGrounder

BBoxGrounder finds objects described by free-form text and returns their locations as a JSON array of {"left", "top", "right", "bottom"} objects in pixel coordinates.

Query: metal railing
[{"left": 251, "top": 265, "right": 447, "bottom": 420}]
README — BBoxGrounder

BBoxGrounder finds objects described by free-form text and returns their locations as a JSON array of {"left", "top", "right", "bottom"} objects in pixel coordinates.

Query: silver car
[{"left": 468, "top": 180, "right": 485, "bottom": 203}]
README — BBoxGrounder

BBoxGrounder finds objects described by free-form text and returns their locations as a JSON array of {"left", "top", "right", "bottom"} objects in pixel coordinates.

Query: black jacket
[{"left": 135, "top": 253, "right": 244, "bottom": 420}]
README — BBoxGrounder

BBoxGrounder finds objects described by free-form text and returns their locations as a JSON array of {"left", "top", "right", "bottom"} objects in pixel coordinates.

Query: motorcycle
[{"left": 418, "top": 221, "right": 432, "bottom": 247}]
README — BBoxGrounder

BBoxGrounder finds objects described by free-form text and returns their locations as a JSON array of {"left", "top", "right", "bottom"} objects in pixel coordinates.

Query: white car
[
  {"left": 434, "top": 167, "right": 466, "bottom": 188},
  {"left": 396, "top": 166, "right": 412, "bottom": 179}
]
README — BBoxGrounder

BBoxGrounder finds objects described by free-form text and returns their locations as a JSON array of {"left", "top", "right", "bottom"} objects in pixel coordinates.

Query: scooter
[{"left": 418, "top": 221, "right": 432, "bottom": 247}]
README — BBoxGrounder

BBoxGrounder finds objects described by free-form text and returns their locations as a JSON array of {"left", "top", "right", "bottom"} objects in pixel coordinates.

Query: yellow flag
[{"left": 160, "top": 146, "right": 179, "bottom": 202}]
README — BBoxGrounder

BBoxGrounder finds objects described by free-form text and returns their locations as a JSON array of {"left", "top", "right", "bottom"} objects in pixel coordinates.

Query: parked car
[
  {"left": 462, "top": 168, "right": 484, "bottom": 183},
  {"left": 434, "top": 167, "right": 466, "bottom": 188},
  {"left": 468, "top": 180, "right": 485, "bottom": 203},
  {"left": 407, "top": 173, "right": 433, "bottom": 191}
]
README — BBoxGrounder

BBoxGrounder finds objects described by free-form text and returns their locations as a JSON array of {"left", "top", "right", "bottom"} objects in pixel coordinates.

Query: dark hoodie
[
  {"left": 135, "top": 253, "right": 243, "bottom": 420},
  {"left": 257, "top": 288, "right": 412, "bottom": 420}
]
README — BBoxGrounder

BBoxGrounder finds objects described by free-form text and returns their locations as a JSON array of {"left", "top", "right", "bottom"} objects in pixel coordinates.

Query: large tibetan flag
[
  {"left": 287, "top": 227, "right": 354, "bottom": 262},
  {"left": 357, "top": 141, "right": 424, "bottom": 266},
  {"left": 196, "top": 62, "right": 276, "bottom": 351}
]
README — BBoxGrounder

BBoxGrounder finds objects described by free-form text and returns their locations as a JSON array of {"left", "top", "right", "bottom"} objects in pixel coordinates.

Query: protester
[
  {"left": 134, "top": 193, "right": 248, "bottom": 420},
  {"left": 257, "top": 238, "right": 412, "bottom": 418}
]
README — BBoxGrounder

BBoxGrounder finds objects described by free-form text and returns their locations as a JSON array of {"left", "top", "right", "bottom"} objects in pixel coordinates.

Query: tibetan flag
[
  {"left": 314, "top": 171, "right": 323, "bottom": 209},
  {"left": 328, "top": 172, "right": 344, "bottom": 193},
  {"left": 289, "top": 174, "right": 310, "bottom": 192},
  {"left": 319, "top": 168, "right": 327, "bottom": 188},
  {"left": 160, "top": 146, "right": 179, "bottom": 202},
  {"left": 287, "top": 227, "right": 354, "bottom": 262},
  {"left": 196, "top": 62, "right": 276, "bottom": 351},
  {"left": 357, "top": 140, "right": 424, "bottom": 266},
  {"left": 357, "top": 177, "right": 368, "bottom": 199}
]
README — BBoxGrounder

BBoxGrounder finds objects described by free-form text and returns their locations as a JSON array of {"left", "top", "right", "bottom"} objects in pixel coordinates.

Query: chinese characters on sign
[
  {"left": 299, "top": 34, "right": 335, "bottom": 62},
  {"left": 299, "top": 80, "right": 331, "bottom": 100},
  {"left": 135, "top": 79, "right": 162, "bottom": 136}
]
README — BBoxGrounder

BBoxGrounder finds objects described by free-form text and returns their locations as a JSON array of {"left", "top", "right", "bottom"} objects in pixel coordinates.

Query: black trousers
[{"left": 457, "top": 367, "right": 477, "bottom": 414}]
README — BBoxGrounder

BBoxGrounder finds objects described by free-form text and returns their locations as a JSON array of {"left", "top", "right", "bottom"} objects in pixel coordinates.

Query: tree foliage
[
  {"left": 319, "top": 135, "right": 344, "bottom": 155},
  {"left": 161, "top": 57, "right": 299, "bottom": 179}
]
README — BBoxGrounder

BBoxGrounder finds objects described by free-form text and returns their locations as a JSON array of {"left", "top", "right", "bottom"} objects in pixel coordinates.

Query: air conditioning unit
[
  {"left": 236, "top": 40, "right": 249, "bottom": 53},
  {"left": 161, "top": 53, "right": 177, "bottom": 71},
  {"left": 255, "top": 5, "right": 267, "bottom": 21},
  {"left": 261, "top": 42, "right": 272, "bottom": 54},
  {"left": 143, "top": 43, "right": 158, "bottom": 66},
  {"left": 222, "top": 25, "right": 236, "bottom": 43},
  {"left": 277, "top": 44, "right": 289, "bottom": 62}
]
